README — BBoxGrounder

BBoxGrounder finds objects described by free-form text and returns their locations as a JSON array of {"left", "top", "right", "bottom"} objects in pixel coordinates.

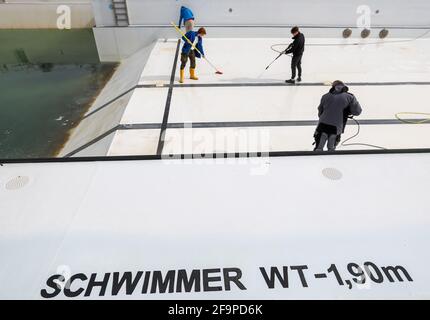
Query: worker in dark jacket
[
  {"left": 180, "top": 27, "right": 206, "bottom": 84},
  {"left": 314, "top": 80, "right": 362, "bottom": 151},
  {"left": 178, "top": 6, "right": 195, "bottom": 32},
  {"left": 285, "top": 26, "right": 305, "bottom": 84}
]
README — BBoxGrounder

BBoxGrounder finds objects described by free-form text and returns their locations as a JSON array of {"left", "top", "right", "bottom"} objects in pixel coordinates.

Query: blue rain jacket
[
  {"left": 181, "top": 31, "right": 205, "bottom": 58},
  {"left": 178, "top": 6, "right": 194, "bottom": 27}
]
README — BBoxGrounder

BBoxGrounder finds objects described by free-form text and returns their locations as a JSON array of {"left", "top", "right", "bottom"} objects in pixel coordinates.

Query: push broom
[{"left": 171, "top": 22, "right": 223, "bottom": 75}]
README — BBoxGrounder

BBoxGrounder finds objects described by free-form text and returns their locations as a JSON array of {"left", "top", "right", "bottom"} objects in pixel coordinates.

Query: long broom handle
[{"left": 170, "top": 22, "right": 220, "bottom": 72}]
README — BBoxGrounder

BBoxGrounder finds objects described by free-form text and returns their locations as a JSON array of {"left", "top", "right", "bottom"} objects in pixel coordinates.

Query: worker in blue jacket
[
  {"left": 179, "top": 27, "right": 206, "bottom": 83},
  {"left": 178, "top": 6, "right": 195, "bottom": 32}
]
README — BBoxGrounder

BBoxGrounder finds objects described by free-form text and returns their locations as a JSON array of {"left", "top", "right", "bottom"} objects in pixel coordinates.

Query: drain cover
[
  {"left": 322, "top": 168, "right": 343, "bottom": 181},
  {"left": 5, "top": 176, "right": 30, "bottom": 190}
]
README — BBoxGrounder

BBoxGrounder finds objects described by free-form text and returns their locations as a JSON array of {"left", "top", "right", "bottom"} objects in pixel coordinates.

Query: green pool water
[{"left": 0, "top": 29, "right": 117, "bottom": 159}]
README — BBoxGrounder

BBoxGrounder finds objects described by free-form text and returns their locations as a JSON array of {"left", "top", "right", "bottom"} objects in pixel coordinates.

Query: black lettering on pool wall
[
  {"left": 364, "top": 262, "right": 384, "bottom": 283},
  {"left": 40, "top": 274, "right": 62, "bottom": 299},
  {"left": 203, "top": 268, "right": 223, "bottom": 291},
  {"left": 84, "top": 273, "right": 110, "bottom": 297},
  {"left": 176, "top": 269, "right": 201, "bottom": 292},
  {"left": 64, "top": 273, "right": 87, "bottom": 298},
  {"left": 141, "top": 271, "right": 151, "bottom": 294},
  {"left": 38, "top": 262, "right": 415, "bottom": 298},
  {"left": 290, "top": 265, "right": 309, "bottom": 287},
  {"left": 381, "top": 265, "right": 413, "bottom": 282},
  {"left": 259, "top": 266, "right": 289, "bottom": 289},
  {"left": 223, "top": 268, "right": 247, "bottom": 291},
  {"left": 112, "top": 271, "right": 143, "bottom": 296},
  {"left": 151, "top": 270, "right": 176, "bottom": 294}
]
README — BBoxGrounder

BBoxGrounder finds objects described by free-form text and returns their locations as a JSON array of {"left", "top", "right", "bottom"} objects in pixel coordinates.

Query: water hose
[
  {"left": 340, "top": 118, "right": 386, "bottom": 150},
  {"left": 265, "top": 43, "right": 293, "bottom": 70},
  {"left": 395, "top": 112, "right": 430, "bottom": 124}
]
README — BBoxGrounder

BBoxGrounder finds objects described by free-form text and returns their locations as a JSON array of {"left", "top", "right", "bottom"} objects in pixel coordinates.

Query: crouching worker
[
  {"left": 179, "top": 27, "right": 207, "bottom": 84},
  {"left": 314, "top": 80, "right": 362, "bottom": 151}
]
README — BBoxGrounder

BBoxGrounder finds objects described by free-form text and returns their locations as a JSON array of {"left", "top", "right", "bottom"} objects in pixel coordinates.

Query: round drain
[
  {"left": 5, "top": 176, "right": 30, "bottom": 190},
  {"left": 361, "top": 28, "right": 371, "bottom": 38},
  {"left": 379, "top": 28, "right": 389, "bottom": 39},
  {"left": 322, "top": 168, "right": 343, "bottom": 181},
  {"left": 342, "top": 28, "right": 352, "bottom": 38}
]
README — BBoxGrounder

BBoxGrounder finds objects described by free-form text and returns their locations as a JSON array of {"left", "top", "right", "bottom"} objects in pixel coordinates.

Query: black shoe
[
  {"left": 285, "top": 79, "right": 295, "bottom": 84},
  {"left": 297, "top": 77, "right": 302, "bottom": 82}
]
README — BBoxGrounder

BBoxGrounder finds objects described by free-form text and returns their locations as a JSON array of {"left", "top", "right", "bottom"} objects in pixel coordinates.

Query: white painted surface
[
  {"left": 138, "top": 40, "right": 178, "bottom": 85},
  {"left": 107, "top": 129, "right": 160, "bottom": 156},
  {"left": 168, "top": 85, "right": 430, "bottom": 123},
  {"left": 65, "top": 36, "right": 430, "bottom": 156},
  {"left": 161, "top": 126, "right": 312, "bottom": 154},
  {"left": 1, "top": 154, "right": 430, "bottom": 299},
  {"left": 126, "top": 0, "right": 430, "bottom": 27},
  {"left": 93, "top": 27, "right": 430, "bottom": 62},
  {"left": 92, "top": 0, "right": 430, "bottom": 61},
  {"left": 144, "top": 38, "right": 430, "bottom": 85},
  {"left": 93, "top": 28, "right": 176, "bottom": 62},
  {"left": 120, "top": 88, "right": 168, "bottom": 124},
  {"left": 90, "top": 37, "right": 430, "bottom": 156},
  {"left": 160, "top": 124, "right": 430, "bottom": 154},
  {"left": 71, "top": 132, "right": 116, "bottom": 157}
]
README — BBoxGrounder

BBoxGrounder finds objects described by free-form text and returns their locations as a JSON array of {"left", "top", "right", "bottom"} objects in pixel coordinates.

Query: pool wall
[
  {"left": 58, "top": 42, "right": 156, "bottom": 157},
  {"left": 92, "top": 0, "right": 430, "bottom": 61},
  {"left": 0, "top": 1, "right": 94, "bottom": 29}
]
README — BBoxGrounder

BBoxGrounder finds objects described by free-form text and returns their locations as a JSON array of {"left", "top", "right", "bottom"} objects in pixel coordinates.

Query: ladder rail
[{"left": 112, "top": 0, "right": 129, "bottom": 27}]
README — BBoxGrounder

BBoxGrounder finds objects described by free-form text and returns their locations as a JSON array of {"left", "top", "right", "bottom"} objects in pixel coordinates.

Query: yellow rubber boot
[
  {"left": 179, "top": 69, "right": 185, "bottom": 83},
  {"left": 190, "top": 68, "right": 199, "bottom": 80}
]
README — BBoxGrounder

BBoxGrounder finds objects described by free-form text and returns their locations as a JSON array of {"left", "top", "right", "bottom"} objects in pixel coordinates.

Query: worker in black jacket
[{"left": 285, "top": 26, "right": 305, "bottom": 84}]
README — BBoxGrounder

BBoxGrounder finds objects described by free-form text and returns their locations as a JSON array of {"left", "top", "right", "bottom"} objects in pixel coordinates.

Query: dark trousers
[
  {"left": 180, "top": 50, "right": 196, "bottom": 69},
  {"left": 315, "top": 133, "right": 338, "bottom": 151},
  {"left": 314, "top": 123, "right": 339, "bottom": 151},
  {"left": 291, "top": 54, "right": 303, "bottom": 79}
]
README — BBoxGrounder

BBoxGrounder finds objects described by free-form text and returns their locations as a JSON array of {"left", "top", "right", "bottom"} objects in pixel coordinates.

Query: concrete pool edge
[
  {"left": 57, "top": 41, "right": 157, "bottom": 157},
  {"left": 3, "top": 148, "right": 430, "bottom": 164}
]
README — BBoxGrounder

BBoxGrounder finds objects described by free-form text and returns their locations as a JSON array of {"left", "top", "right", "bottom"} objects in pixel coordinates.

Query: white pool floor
[{"left": 106, "top": 37, "right": 430, "bottom": 156}]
